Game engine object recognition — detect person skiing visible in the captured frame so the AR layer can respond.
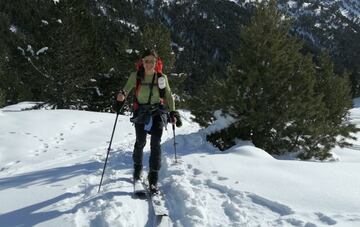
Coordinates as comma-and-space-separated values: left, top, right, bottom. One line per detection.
116, 49, 181, 194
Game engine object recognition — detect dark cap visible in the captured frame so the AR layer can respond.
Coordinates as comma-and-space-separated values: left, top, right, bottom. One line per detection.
141, 48, 158, 58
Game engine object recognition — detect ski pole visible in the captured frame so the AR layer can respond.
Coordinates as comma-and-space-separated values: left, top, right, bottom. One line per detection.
172, 124, 178, 163
98, 104, 123, 193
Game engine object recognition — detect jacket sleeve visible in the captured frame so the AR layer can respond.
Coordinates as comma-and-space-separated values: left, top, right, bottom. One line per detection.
164, 74, 176, 112
122, 72, 136, 96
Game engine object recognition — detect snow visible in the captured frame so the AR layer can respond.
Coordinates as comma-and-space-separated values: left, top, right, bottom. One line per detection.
287, 1, 297, 9
116, 19, 139, 32
302, 3, 311, 8
99, 6, 107, 16
340, 7, 351, 18
1, 102, 360, 226
203, 110, 236, 134
9, 25, 17, 33
341, 0, 360, 19
27, 45, 35, 56
17, 47, 25, 56
36, 47, 49, 56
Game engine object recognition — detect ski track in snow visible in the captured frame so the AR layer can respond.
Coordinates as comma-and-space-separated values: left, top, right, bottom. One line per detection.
61, 142, 154, 227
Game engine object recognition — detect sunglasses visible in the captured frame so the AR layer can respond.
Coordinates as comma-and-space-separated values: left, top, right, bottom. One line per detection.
143, 59, 156, 64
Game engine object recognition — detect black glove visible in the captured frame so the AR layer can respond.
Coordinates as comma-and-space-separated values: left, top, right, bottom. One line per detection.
112, 100, 124, 113
170, 110, 182, 128
112, 90, 126, 113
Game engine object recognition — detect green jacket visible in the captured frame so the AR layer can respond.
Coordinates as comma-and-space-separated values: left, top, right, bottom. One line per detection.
122, 72, 176, 112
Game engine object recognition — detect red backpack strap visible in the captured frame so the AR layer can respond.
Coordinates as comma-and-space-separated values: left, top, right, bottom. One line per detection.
155, 57, 163, 73
155, 58, 165, 105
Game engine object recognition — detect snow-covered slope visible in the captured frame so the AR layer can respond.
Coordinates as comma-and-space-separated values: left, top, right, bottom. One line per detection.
1, 102, 360, 226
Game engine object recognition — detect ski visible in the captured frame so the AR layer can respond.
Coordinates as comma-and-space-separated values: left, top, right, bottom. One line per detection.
142, 181, 169, 217
133, 179, 147, 198
132, 177, 172, 226
142, 181, 172, 227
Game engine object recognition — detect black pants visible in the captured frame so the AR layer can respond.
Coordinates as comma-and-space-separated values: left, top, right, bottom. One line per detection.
133, 114, 164, 171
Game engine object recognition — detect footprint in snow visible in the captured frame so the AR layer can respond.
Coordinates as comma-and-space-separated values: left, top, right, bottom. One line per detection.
29, 150, 40, 156
190, 178, 202, 185
6, 160, 21, 166
193, 168, 202, 175
304, 222, 317, 227
9, 132, 16, 134
222, 200, 246, 223
247, 194, 294, 216
217, 176, 228, 181
283, 217, 305, 226
315, 212, 337, 225
70, 123, 77, 130
211, 170, 218, 174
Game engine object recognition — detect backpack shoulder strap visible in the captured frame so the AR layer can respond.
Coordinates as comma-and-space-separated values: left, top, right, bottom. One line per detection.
146, 73, 157, 105
133, 72, 142, 110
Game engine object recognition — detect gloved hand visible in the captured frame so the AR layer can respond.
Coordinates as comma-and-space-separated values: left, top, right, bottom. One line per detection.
112, 90, 126, 113
117, 90, 126, 102
112, 100, 124, 113
169, 110, 182, 128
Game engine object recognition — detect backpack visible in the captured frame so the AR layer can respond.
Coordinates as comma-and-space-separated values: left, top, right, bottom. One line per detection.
133, 58, 166, 110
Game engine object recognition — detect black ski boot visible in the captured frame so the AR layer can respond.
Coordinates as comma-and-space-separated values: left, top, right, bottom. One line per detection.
148, 170, 159, 194
133, 164, 142, 182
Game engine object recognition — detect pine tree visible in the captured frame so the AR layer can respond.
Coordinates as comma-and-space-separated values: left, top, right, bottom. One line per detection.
195, 0, 357, 159
298, 52, 358, 159
0, 0, 47, 104
140, 23, 175, 74
221, 0, 323, 155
